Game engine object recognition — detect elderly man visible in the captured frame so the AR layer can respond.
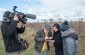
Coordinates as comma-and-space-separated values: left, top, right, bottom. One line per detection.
34, 24, 52, 55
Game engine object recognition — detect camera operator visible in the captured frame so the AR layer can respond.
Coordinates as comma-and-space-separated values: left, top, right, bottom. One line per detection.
1, 11, 27, 55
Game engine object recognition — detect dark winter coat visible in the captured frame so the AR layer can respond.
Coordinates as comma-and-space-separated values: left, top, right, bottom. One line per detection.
53, 23, 63, 49
34, 28, 52, 52
1, 20, 25, 53
53, 32, 63, 49
62, 29, 78, 55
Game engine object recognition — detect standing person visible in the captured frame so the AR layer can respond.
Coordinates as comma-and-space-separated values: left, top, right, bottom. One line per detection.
60, 21, 78, 55
34, 24, 52, 55
52, 23, 63, 55
1, 11, 27, 55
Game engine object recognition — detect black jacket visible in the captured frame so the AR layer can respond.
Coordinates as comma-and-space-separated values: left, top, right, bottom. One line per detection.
1, 20, 25, 53
53, 32, 63, 47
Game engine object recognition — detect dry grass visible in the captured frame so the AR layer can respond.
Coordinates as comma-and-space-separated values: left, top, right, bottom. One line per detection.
0, 21, 85, 55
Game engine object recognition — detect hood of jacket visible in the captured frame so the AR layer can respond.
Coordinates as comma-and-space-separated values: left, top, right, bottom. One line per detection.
62, 29, 78, 40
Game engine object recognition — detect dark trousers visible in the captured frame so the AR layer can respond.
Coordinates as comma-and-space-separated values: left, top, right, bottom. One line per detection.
55, 47, 63, 55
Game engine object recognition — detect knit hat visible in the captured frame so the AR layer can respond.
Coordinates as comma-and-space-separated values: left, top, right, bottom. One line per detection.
60, 21, 69, 32
44, 24, 52, 31
3, 11, 11, 18
3, 11, 12, 22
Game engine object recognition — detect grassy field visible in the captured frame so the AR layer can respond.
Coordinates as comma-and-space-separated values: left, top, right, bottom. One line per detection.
0, 21, 85, 55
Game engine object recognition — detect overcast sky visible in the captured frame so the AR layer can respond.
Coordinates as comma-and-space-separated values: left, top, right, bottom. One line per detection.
0, 0, 85, 21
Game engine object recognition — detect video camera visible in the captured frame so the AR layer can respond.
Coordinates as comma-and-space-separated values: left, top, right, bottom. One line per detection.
3, 6, 36, 24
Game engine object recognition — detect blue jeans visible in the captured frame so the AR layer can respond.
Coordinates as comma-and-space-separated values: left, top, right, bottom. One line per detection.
35, 49, 49, 55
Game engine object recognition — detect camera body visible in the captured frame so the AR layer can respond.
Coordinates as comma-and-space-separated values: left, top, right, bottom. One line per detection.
3, 6, 36, 24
